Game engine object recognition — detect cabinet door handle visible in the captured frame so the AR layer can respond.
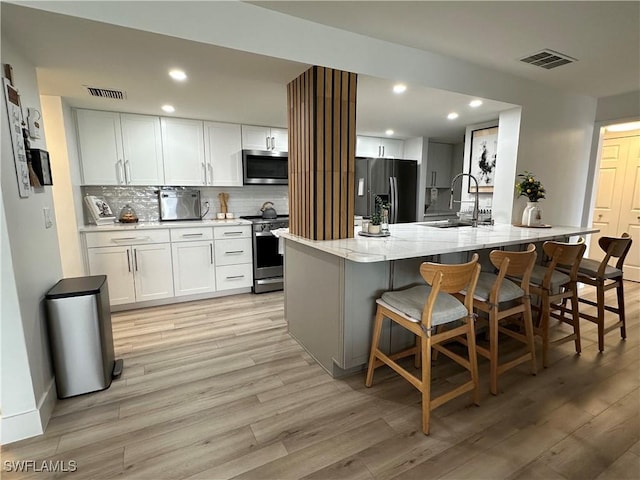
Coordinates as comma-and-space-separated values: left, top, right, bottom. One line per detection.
202, 162, 207, 185
126, 249, 131, 273
266, 136, 270, 150
271, 136, 275, 150
124, 160, 131, 184
223, 231, 243, 236
112, 236, 151, 243
210, 243, 214, 264
225, 250, 244, 255
382, 145, 385, 157
133, 249, 139, 271
208, 163, 213, 185
116, 160, 125, 184
182, 233, 204, 237
226, 275, 245, 280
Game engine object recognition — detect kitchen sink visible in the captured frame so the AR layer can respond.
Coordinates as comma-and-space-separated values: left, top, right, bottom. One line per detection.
419, 220, 474, 228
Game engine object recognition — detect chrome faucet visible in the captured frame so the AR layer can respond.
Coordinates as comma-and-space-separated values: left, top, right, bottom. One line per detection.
449, 173, 479, 227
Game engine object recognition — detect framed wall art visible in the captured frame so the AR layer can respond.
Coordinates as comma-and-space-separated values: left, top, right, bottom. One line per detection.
3, 78, 30, 197
468, 125, 498, 193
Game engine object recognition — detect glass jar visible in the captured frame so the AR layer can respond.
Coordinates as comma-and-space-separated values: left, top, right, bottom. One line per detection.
119, 204, 139, 223
381, 207, 390, 233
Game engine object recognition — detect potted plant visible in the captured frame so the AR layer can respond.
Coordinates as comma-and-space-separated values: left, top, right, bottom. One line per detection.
515, 171, 546, 226
373, 195, 390, 232
369, 211, 381, 234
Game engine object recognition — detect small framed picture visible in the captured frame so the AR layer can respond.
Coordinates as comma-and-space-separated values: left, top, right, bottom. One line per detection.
84, 195, 116, 225
468, 126, 498, 193
29, 149, 53, 186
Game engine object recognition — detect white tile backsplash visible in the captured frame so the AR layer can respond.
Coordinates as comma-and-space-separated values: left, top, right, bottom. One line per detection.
81, 185, 289, 224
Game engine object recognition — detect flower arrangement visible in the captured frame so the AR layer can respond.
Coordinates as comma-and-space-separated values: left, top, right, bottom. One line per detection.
371, 195, 389, 225
515, 172, 546, 202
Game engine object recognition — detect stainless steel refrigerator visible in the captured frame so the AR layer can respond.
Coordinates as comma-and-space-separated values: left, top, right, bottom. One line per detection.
355, 157, 418, 223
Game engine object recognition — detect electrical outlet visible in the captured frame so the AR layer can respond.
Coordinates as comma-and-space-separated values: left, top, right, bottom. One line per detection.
43, 207, 53, 229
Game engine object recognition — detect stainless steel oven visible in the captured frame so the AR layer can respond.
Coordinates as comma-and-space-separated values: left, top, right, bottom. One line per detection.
241, 215, 289, 293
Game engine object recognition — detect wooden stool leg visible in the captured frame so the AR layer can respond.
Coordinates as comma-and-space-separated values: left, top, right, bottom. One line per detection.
596, 281, 606, 352
541, 292, 550, 368
617, 280, 627, 340
489, 306, 499, 395
414, 333, 421, 368
571, 287, 581, 355
467, 315, 480, 406
421, 335, 432, 435
523, 297, 537, 375
365, 308, 384, 387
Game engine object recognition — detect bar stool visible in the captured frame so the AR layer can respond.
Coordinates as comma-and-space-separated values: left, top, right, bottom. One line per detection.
365, 254, 481, 435
529, 238, 586, 367
576, 233, 632, 352
469, 244, 538, 395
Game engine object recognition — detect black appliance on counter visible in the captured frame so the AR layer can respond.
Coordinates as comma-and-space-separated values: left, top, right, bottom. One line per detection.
240, 215, 289, 293
242, 150, 288, 185
355, 157, 417, 223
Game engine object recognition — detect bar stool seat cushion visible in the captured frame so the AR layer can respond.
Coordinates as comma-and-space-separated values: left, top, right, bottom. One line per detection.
463, 272, 525, 303
577, 258, 623, 279
529, 265, 570, 293
380, 285, 468, 326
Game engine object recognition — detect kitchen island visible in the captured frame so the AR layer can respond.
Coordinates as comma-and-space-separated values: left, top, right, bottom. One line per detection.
282, 223, 597, 377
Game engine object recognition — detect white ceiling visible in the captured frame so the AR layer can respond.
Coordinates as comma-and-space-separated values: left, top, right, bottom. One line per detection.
254, 1, 640, 99
3, 2, 636, 144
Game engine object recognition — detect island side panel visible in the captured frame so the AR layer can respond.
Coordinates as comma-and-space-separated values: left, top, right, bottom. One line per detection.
285, 240, 345, 374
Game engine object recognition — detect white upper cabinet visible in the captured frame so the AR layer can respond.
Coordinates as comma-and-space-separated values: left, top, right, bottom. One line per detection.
356, 135, 404, 159
204, 122, 243, 186
76, 110, 164, 186
242, 125, 288, 152
76, 110, 124, 185
161, 118, 206, 186
120, 114, 164, 185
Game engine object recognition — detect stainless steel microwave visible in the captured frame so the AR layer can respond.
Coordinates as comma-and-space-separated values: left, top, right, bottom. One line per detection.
242, 150, 288, 185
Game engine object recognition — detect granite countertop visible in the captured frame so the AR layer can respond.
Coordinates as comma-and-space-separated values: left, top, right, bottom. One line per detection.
79, 219, 252, 232
281, 222, 597, 263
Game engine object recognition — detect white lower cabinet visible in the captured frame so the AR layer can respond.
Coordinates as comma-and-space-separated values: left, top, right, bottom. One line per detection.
87, 246, 136, 305
172, 240, 216, 296
87, 242, 174, 306
85, 225, 252, 307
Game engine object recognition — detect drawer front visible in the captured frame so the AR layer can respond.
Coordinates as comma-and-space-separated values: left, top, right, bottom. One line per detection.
215, 238, 252, 266
215, 264, 253, 290
170, 227, 214, 243
213, 225, 251, 240
85, 229, 170, 248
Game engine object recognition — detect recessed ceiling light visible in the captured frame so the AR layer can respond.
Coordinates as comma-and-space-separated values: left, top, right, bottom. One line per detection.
447, 112, 459, 120
169, 69, 187, 81
469, 99, 483, 108
606, 121, 640, 132
393, 84, 407, 94
162, 104, 175, 113
385, 129, 394, 136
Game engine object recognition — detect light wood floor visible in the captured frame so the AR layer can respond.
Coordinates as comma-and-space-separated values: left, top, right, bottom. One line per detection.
3, 282, 639, 480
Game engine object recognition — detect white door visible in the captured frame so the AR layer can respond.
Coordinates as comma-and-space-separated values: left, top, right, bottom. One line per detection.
132, 243, 174, 301
356, 136, 382, 158
120, 114, 164, 185
241, 125, 271, 151
161, 118, 205, 186
75, 110, 123, 185
380, 138, 404, 159
204, 122, 243, 186
171, 241, 216, 296
87, 246, 135, 305
617, 134, 640, 281
270, 128, 289, 152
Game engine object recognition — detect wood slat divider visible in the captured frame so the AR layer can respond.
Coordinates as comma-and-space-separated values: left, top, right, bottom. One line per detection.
287, 66, 357, 240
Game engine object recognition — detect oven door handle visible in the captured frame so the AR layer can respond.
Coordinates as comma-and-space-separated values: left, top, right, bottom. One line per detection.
255, 232, 277, 237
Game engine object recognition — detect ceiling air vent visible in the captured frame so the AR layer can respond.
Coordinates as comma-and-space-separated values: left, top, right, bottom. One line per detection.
85, 86, 126, 100
519, 49, 577, 70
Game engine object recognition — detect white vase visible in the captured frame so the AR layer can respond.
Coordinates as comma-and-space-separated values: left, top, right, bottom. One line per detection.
522, 201, 543, 226
369, 224, 381, 234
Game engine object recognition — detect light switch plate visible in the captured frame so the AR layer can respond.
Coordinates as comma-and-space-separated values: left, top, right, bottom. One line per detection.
43, 207, 53, 229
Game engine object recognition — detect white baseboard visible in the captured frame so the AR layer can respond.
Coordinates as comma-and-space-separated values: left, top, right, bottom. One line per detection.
1, 378, 56, 445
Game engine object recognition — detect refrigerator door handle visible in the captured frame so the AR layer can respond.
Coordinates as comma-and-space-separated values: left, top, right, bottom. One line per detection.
389, 176, 397, 224
393, 176, 399, 223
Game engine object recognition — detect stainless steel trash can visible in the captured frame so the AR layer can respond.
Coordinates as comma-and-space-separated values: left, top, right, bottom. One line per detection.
46, 275, 122, 398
